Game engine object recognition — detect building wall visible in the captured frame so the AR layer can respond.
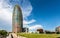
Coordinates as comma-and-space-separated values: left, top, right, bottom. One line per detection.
12, 5, 23, 33
37, 29, 43, 33
55, 26, 60, 34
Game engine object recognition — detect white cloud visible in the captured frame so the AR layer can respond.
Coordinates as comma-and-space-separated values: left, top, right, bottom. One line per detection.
22, 4, 32, 18
23, 19, 36, 25
23, 19, 36, 28
0, 9, 12, 21
0, 0, 12, 22
0, 0, 33, 31
0, 0, 33, 22
29, 25, 43, 30
18, 0, 33, 18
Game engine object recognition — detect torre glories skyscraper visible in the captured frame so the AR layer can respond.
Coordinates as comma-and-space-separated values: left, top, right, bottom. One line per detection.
12, 5, 23, 33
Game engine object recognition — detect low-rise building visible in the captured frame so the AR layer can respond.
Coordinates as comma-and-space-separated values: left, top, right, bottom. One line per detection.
55, 26, 60, 34
37, 29, 44, 33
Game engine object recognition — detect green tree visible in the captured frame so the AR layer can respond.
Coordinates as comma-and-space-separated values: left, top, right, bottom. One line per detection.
0, 30, 8, 37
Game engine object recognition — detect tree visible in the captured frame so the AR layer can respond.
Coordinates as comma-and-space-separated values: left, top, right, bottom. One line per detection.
0, 30, 8, 37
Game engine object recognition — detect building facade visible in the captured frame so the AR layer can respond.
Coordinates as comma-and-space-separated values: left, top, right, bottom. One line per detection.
12, 5, 23, 33
22, 28, 29, 32
37, 29, 43, 33
55, 26, 60, 34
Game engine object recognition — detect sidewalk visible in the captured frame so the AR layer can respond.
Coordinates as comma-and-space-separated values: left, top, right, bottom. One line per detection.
12, 33, 26, 38
11, 33, 17, 38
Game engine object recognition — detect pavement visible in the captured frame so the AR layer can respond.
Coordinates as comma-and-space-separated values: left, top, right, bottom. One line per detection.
6, 33, 26, 38
6, 33, 12, 38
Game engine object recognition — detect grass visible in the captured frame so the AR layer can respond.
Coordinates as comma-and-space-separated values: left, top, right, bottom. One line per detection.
17, 33, 60, 38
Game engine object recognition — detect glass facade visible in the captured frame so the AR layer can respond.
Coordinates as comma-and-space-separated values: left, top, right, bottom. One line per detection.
12, 5, 23, 33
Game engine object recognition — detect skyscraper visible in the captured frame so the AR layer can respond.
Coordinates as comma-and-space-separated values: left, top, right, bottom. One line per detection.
12, 5, 23, 33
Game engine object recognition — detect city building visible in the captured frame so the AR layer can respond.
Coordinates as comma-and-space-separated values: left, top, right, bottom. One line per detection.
37, 29, 43, 33
22, 28, 29, 33
12, 5, 23, 33
55, 26, 60, 34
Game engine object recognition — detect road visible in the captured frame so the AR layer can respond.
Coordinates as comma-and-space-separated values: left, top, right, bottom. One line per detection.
6, 33, 26, 38
6, 33, 12, 38
6, 33, 17, 38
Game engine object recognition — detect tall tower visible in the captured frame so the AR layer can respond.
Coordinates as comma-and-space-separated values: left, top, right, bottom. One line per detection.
12, 5, 23, 33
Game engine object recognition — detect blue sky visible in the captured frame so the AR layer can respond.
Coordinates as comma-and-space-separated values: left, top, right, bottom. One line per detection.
29, 0, 60, 31
0, 0, 60, 32
24, 0, 60, 31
